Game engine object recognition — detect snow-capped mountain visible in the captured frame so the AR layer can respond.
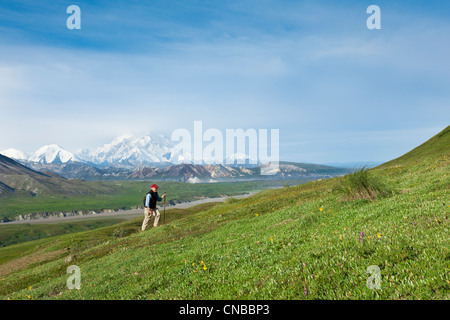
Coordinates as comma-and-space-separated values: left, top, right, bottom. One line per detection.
168, 141, 193, 164
29, 144, 79, 164
76, 134, 175, 168
0, 148, 29, 161
1, 145, 77, 164
2, 134, 177, 168
2, 133, 264, 168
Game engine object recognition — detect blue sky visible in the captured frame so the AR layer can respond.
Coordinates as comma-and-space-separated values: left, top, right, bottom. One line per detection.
0, 0, 449, 164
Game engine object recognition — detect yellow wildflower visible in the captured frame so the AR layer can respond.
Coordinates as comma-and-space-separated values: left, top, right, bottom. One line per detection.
377, 233, 382, 238
203, 265, 207, 271
319, 208, 323, 212
339, 235, 343, 239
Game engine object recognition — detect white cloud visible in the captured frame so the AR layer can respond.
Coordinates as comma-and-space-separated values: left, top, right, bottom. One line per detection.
0, 4, 449, 163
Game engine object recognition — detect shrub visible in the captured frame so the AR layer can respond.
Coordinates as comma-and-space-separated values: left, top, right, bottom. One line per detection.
333, 167, 391, 201
112, 228, 129, 239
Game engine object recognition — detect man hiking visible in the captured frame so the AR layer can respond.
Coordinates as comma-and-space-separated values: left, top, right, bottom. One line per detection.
142, 184, 166, 231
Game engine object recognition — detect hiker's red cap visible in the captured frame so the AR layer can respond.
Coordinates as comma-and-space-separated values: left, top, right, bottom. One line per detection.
151, 184, 158, 189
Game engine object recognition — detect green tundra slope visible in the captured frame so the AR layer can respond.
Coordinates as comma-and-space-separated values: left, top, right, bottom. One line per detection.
0, 126, 448, 300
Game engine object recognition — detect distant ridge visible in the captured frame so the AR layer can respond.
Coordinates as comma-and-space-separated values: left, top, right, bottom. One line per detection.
0, 153, 50, 177
22, 160, 352, 182
0, 154, 110, 197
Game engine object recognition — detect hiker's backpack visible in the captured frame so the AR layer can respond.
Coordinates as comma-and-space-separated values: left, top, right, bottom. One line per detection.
143, 192, 150, 207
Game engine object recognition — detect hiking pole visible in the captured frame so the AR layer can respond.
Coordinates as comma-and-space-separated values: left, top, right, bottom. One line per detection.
163, 194, 166, 224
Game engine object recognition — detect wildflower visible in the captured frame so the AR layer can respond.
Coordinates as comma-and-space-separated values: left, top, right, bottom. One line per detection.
359, 231, 364, 244
201, 260, 204, 265
255, 214, 259, 217
203, 265, 207, 271
339, 235, 343, 240
27, 295, 31, 299
29, 286, 32, 290
192, 263, 195, 266
377, 233, 382, 238
304, 286, 308, 297
319, 208, 323, 212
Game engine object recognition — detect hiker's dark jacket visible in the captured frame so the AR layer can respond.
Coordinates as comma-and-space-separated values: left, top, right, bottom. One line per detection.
145, 191, 162, 209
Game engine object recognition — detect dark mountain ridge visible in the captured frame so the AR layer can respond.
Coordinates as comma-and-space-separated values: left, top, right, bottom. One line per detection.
0, 154, 111, 197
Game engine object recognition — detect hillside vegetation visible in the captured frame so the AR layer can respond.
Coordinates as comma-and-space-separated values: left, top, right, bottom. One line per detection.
0, 126, 448, 300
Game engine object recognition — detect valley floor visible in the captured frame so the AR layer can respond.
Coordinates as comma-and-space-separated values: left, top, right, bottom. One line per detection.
2, 191, 259, 225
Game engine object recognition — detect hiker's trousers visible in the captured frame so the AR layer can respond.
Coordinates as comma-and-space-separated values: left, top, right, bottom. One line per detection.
141, 207, 161, 231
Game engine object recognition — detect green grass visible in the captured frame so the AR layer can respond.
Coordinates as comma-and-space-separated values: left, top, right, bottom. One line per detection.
0, 126, 448, 300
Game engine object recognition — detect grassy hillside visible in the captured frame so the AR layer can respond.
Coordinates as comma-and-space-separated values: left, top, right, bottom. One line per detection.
0, 126, 448, 300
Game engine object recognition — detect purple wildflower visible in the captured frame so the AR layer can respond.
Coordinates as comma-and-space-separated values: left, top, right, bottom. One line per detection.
360, 231, 364, 244
304, 286, 308, 297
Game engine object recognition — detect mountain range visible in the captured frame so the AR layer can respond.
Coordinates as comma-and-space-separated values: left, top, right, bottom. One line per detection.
1, 134, 352, 182
1, 133, 277, 168
1, 134, 175, 167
